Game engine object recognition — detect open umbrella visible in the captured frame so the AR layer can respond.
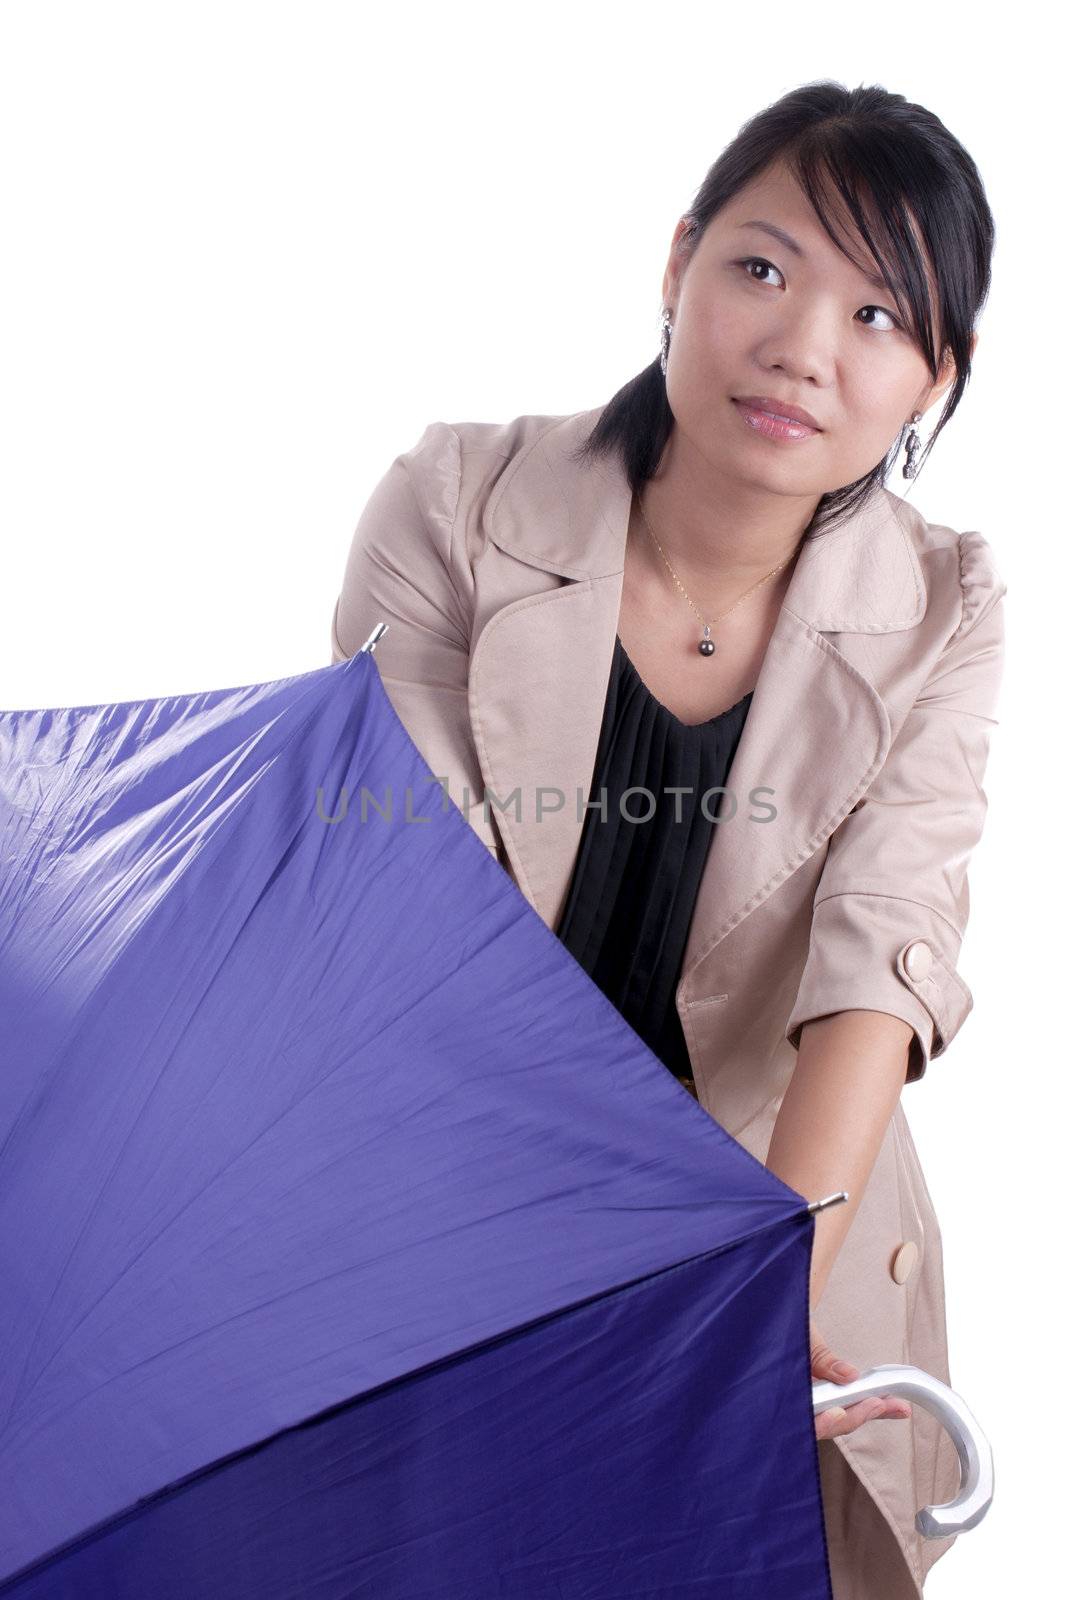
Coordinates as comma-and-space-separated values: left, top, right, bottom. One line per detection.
1, 634, 858, 1596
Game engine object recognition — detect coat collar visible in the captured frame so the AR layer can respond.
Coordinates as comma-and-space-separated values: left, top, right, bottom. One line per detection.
468, 404, 928, 986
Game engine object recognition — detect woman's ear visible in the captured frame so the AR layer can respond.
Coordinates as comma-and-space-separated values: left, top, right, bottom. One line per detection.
934, 329, 978, 397
926, 338, 965, 410
660, 216, 697, 313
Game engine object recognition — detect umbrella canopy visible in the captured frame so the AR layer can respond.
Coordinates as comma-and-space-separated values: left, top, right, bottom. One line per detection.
0, 645, 833, 1598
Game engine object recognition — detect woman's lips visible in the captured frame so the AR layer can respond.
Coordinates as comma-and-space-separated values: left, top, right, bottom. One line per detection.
732, 399, 820, 441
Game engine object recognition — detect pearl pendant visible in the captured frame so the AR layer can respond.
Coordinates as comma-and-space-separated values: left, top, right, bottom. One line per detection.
699, 627, 715, 657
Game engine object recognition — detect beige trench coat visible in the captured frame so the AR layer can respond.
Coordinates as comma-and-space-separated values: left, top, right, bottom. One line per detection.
330, 404, 1007, 1597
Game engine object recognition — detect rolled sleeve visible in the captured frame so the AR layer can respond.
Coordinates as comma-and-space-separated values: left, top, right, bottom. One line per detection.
784, 533, 1007, 1084
785, 892, 975, 1081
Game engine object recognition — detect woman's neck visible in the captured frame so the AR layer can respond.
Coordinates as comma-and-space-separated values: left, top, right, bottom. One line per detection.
638, 437, 820, 588
632, 484, 812, 605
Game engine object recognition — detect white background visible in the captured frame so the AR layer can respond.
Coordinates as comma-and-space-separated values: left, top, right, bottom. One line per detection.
1, 3, 1077, 1590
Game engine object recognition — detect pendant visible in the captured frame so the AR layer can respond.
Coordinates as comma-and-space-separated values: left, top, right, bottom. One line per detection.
699, 624, 715, 658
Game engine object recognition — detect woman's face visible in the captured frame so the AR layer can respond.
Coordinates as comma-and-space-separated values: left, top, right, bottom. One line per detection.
661, 160, 961, 499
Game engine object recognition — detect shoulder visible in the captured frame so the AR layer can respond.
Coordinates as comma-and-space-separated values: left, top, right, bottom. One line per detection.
396, 409, 596, 581
882, 487, 1008, 640
355, 410, 572, 570
401, 409, 585, 499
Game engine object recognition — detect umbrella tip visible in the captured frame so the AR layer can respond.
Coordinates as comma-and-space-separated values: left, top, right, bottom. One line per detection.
806, 1190, 849, 1215
362, 622, 390, 653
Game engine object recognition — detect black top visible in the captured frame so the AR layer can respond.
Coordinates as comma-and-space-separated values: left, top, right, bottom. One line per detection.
555, 633, 753, 1085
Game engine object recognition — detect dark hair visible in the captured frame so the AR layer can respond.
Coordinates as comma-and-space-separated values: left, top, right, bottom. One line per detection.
572, 80, 995, 538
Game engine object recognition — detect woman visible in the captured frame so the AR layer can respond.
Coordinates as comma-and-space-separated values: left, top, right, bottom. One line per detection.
331, 81, 1005, 1599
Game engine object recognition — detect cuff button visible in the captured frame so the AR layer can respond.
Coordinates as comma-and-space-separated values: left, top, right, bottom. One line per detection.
903, 940, 933, 982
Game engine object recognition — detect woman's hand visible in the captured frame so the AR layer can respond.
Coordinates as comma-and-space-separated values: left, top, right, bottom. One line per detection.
810, 1316, 912, 1441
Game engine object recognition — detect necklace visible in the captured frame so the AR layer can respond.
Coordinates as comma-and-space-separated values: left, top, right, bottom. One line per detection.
634, 488, 794, 658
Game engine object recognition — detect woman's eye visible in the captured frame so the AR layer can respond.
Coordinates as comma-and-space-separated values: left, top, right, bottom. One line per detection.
738, 257, 902, 333
738, 256, 784, 287
857, 305, 900, 332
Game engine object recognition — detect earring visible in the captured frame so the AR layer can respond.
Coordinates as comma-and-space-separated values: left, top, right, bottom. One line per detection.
659, 309, 673, 375
902, 411, 923, 479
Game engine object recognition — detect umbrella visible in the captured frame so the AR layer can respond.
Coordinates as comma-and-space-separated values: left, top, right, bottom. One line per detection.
0, 633, 843, 1597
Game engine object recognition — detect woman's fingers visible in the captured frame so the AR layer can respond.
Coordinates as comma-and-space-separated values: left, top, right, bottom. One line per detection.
814, 1389, 911, 1440
809, 1317, 911, 1440
809, 1324, 860, 1384
815, 1399, 876, 1440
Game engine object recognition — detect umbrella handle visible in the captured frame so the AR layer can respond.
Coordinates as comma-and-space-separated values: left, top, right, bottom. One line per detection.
810, 1363, 994, 1537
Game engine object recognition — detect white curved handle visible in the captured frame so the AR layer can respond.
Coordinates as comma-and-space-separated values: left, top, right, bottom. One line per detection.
811, 1363, 994, 1537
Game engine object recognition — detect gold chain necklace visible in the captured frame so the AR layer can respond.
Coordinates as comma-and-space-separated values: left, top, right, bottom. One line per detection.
634, 488, 794, 658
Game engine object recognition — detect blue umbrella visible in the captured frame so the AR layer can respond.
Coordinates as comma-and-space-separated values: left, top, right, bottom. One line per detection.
0, 638, 835, 1597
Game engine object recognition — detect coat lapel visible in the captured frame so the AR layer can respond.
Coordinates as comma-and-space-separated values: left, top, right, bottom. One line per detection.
467, 406, 929, 989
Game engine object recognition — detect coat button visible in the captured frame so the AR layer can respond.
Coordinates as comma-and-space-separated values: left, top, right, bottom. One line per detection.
903, 940, 933, 982
891, 1241, 919, 1284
